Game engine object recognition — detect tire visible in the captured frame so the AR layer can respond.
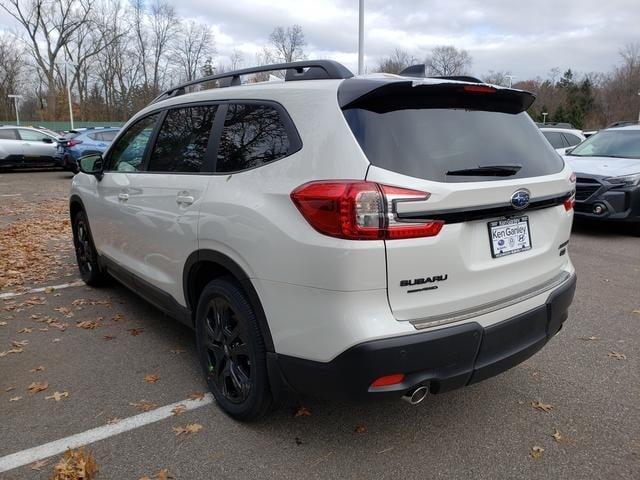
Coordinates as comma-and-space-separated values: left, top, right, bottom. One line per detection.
72, 210, 107, 286
195, 277, 272, 420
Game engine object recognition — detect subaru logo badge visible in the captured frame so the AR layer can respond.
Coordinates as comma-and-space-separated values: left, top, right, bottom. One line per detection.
511, 189, 530, 210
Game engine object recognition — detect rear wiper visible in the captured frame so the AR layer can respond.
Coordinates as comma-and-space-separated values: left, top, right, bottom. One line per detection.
446, 164, 522, 176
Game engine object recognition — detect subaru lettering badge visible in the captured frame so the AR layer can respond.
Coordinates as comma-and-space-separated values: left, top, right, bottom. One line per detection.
511, 189, 530, 210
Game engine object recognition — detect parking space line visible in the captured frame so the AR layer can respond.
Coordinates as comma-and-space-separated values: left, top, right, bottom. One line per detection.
0, 280, 85, 300
0, 393, 214, 473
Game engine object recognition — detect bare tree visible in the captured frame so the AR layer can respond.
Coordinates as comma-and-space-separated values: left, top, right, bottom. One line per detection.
268, 25, 306, 63
482, 70, 512, 86
0, 34, 23, 119
425, 45, 472, 76
0, 0, 94, 119
375, 49, 417, 74
149, 0, 178, 91
173, 21, 215, 82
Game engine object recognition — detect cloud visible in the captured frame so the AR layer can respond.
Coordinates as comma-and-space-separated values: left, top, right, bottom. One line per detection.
2, 0, 638, 78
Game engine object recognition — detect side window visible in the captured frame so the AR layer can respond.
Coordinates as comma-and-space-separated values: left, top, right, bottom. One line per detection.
148, 105, 217, 172
542, 131, 568, 149
563, 133, 582, 147
88, 133, 99, 141
216, 103, 293, 173
101, 131, 118, 142
0, 129, 17, 140
18, 129, 46, 141
106, 114, 158, 172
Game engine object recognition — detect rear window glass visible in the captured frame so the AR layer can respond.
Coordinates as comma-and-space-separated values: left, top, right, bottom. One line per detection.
344, 108, 564, 182
216, 104, 292, 173
542, 131, 568, 149
148, 105, 217, 172
0, 129, 17, 139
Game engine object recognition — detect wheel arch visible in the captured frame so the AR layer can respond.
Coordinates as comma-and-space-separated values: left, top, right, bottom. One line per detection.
183, 250, 275, 352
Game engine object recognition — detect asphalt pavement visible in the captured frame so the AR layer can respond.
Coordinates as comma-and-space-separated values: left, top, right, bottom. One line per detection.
1, 170, 638, 479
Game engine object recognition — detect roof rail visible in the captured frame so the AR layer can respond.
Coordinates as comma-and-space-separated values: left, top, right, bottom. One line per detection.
398, 64, 483, 84
152, 60, 354, 104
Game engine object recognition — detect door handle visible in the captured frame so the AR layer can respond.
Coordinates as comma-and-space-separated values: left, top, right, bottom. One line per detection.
118, 193, 129, 202
176, 194, 194, 206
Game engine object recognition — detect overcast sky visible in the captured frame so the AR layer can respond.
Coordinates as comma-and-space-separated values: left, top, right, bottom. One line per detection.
178, 0, 638, 79
2, 0, 638, 80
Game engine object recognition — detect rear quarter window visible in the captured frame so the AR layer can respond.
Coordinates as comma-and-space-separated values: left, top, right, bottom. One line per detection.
215, 103, 300, 173
344, 108, 564, 182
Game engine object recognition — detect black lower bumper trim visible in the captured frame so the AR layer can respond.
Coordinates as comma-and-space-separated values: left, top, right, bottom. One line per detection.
273, 274, 576, 401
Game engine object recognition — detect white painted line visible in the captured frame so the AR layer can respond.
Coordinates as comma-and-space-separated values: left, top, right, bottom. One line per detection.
0, 393, 213, 473
0, 193, 21, 197
0, 280, 84, 300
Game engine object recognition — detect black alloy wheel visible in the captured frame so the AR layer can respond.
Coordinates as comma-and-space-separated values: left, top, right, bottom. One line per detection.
195, 278, 271, 419
72, 211, 106, 286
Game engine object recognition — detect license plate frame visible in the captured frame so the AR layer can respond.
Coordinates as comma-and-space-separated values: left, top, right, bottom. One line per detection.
487, 216, 532, 258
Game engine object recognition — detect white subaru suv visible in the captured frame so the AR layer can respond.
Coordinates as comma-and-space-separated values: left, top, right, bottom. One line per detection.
70, 60, 577, 419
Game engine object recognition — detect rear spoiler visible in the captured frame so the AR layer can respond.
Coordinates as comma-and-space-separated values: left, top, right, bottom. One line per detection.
338, 79, 536, 115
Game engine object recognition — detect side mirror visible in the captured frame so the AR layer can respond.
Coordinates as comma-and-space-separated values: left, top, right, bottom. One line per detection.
78, 154, 104, 180
42, 137, 53, 144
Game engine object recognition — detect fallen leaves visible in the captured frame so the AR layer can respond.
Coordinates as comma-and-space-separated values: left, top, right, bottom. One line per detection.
18, 327, 33, 333
128, 328, 144, 336
139, 469, 175, 480
76, 320, 99, 330
0, 321, 7, 326
354, 424, 367, 434
580, 335, 599, 341
187, 392, 205, 401
0, 199, 72, 289
45, 391, 69, 402
51, 448, 98, 480
31, 458, 50, 471
293, 406, 311, 417
608, 351, 627, 360
530, 446, 544, 459
28, 381, 49, 394
30, 365, 45, 372
144, 374, 160, 384
531, 401, 553, 413
552, 429, 563, 442
172, 422, 203, 436
103, 335, 116, 341
129, 400, 158, 412
0, 347, 23, 357
170, 348, 185, 354
171, 404, 187, 416
9, 396, 22, 402
106, 417, 121, 425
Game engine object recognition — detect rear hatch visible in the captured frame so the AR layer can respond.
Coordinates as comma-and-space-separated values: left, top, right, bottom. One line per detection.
340, 78, 575, 326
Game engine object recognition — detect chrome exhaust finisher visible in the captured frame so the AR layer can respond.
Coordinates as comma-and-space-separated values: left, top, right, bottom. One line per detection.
401, 385, 429, 405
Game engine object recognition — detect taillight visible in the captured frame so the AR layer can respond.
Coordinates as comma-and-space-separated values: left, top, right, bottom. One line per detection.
66, 139, 82, 148
463, 85, 497, 94
564, 192, 575, 211
290, 181, 444, 240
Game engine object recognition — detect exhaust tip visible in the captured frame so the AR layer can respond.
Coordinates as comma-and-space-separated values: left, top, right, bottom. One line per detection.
401, 385, 429, 405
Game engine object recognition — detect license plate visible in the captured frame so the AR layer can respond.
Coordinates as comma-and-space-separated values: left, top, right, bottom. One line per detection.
488, 216, 532, 258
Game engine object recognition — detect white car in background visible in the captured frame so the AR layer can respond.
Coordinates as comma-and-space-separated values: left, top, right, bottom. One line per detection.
540, 126, 586, 154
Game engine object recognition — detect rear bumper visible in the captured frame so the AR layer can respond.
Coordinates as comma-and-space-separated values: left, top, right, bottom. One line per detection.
272, 273, 576, 401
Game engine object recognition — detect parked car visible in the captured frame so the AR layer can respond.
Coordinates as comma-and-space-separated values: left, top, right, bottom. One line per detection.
70, 60, 577, 419
564, 124, 640, 229
59, 127, 120, 173
540, 126, 586, 154
0, 125, 62, 169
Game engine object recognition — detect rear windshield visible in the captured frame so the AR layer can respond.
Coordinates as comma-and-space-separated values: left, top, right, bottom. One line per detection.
343, 108, 564, 182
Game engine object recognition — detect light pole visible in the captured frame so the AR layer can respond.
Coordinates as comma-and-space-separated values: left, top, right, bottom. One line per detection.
542, 112, 548, 124
60, 60, 75, 130
637, 92, 640, 124
505, 75, 515, 88
358, 0, 364, 75
7, 94, 22, 126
